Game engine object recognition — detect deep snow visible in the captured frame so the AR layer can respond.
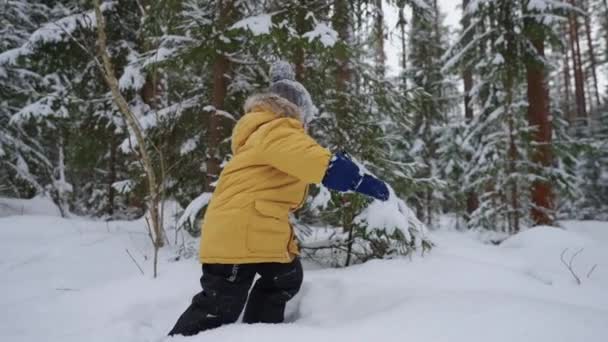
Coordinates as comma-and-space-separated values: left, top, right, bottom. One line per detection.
1, 203, 607, 342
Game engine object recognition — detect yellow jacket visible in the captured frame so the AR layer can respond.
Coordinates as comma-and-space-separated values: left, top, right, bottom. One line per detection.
199, 93, 331, 264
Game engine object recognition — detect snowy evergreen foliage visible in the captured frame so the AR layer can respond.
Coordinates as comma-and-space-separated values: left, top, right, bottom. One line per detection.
405, 2, 454, 227
442, 0, 582, 232
0, 1, 53, 197
569, 106, 608, 220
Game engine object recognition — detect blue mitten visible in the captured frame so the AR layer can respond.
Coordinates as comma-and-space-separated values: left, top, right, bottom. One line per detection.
322, 153, 362, 192
355, 174, 390, 201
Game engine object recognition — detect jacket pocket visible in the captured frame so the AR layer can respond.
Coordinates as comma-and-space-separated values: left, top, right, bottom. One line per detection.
246, 200, 290, 254
254, 200, 289, 221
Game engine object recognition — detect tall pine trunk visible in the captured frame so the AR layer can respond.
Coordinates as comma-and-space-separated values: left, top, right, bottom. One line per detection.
293, 1, 308, 81
462, 0, 478, 218
582, 0, 601, 109
333, 0, 351, 95
561, 23, 574, 124
603, 0, 608, 62
374, 0, 386, 77
568, 1, 587, 120
398, 4, 407, 89
332, 0, 354, 266
525, 20, 554, 226
206, 0, 231, 192
107, 133, 116, 216
502, 1, 519, 233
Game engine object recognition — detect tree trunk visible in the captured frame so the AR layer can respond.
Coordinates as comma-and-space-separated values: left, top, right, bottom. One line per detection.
568, 2, 587, 120
54, 136, 70, 218
333, 0, 351, 94
462, 0, 478, 218
507, 112, 519, 233
501, 0, 520, 233
525, 28, 554, 226
94, 0, 164, 278
582, 0, 601, 109
108, 133, 116, 216
343, 199, 354, 267
332, 0, 355, 264
432, 0, 441, 52
206, 55, 228, 191
603, 0, 608, 62
206, 0, 231, 192
426, 189, 433, 226
374, 0, 386, 77
294, 2, 307, 81
398, 4, 407, 89
562, 23, 574, 124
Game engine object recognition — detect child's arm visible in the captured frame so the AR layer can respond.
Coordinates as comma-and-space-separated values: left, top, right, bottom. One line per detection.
260, 125, 389, 201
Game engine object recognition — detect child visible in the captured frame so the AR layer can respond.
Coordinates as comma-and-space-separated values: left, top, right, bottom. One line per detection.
168, 62, 389, 336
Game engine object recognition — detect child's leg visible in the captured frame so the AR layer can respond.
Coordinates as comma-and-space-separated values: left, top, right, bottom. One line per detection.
168, 263, 256, 336
242, 257, 303, 324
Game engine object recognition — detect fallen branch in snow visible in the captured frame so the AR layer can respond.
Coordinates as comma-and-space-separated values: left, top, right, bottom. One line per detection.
587, 264, 598, 279
126, 248, 145, 276
560, 248, 583, 285
560, 249, 599, 283
559, 248, 596, 285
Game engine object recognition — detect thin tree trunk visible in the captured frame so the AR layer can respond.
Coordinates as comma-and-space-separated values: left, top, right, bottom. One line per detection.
333, 0, 355, 265
603, 0, 608, 62
502, 0, 520, 233
94, 0, 164, 277
294, 1, 307, 81
207, 56, 228, 191
398, 4, 407, 89
108, 133, 116, 216
562, 23, 574, 124
426, 189, 432, 226
462, 0, 478, 218
374, 0, 386, 77
582, 0, 601, 108
54, 136, 70, 218
507, 111, 519, 233
343, 200, 353, 267
568, 2, 587, 119
432, 0, 441, 52
333, 0, 351, 94
206, 0, 231, 192
525, 23, 554, 226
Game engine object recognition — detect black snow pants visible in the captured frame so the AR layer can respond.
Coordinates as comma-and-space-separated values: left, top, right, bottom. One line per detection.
168, 257, 303, 336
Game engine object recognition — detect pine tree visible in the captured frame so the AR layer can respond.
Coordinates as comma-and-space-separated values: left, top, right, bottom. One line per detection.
443, 0, 576, 231
568, 0, 588, 121
0, 1, 53, 197
407, 1, 452, 226
524, 1, 554, 226
581, 0, 601, 109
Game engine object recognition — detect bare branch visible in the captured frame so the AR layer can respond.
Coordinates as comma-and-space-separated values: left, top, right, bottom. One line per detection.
560, 248, 582, 285
587, 264, 598, 279
126, 248, 145, 276
94, 0, 164, 277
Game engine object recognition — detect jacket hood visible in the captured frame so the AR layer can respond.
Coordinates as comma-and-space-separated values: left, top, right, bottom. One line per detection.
243, 93, 302, 120
231, 93, 303, 154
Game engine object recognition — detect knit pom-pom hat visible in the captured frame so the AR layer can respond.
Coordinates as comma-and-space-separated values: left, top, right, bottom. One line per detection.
268, 61, 317, 124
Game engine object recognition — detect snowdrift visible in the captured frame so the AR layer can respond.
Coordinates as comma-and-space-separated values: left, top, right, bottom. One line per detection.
0, 195, 61, 217
0, 215, 606, 342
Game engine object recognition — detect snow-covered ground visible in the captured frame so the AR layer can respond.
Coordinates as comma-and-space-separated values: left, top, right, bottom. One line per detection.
1, 200, 607, 342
